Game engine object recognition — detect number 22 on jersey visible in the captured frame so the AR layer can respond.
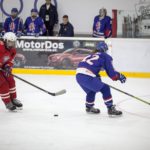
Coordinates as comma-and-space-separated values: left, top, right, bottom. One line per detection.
82, 54, 99, 65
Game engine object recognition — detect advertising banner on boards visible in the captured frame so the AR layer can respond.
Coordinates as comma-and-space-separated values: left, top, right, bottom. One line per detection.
14, 37, 109, 70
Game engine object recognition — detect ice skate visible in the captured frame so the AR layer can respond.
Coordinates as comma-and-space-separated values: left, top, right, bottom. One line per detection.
86, 106, 100, 114
5, 101, 16, 111
108, 105, 122, 116
12, 99, 23, 109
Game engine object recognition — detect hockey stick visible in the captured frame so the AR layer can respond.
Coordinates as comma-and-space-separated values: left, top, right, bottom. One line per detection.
0, 67, 66, 96
107, 84, 150, 105
13, 74, 66, 96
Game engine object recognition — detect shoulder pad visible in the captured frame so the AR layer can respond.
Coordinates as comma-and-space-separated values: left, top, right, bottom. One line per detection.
101, 52, 113, 60
105, 16, 111, 20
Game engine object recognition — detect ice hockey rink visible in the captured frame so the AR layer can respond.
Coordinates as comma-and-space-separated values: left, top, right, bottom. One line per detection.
0, 74, 149, 150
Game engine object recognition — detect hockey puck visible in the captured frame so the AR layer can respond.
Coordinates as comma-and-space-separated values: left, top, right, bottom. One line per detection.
54, 114, 59, 117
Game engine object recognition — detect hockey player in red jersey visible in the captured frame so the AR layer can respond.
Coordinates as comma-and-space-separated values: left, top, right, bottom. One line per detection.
0, 32, 23, 111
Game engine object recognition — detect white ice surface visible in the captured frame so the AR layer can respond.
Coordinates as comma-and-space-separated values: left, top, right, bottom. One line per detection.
0, 75, 150, 150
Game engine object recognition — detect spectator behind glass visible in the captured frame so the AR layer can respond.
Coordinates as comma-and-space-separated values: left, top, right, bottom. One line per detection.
39, 0, 58, 36
2, 8, 23, 37
93, 8, 112, 38
58, 15, 74, 37
24, 9, 46, 37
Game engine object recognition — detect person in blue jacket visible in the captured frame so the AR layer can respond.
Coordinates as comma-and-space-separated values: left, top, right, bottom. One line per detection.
93, 8, 112, 38
58, 15, 74, 37
24, 9, 46, 36
76, 41, 126, 116
2, 8, 23, 37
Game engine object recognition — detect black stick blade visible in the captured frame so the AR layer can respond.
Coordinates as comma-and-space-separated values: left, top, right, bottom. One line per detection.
54, 89, 67, 96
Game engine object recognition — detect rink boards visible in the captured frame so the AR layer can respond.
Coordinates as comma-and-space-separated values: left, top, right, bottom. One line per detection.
12, 68, 150, 78
13, 37, 150, 78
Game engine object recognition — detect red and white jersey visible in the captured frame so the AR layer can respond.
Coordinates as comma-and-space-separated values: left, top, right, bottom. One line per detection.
0, 41, 16, 68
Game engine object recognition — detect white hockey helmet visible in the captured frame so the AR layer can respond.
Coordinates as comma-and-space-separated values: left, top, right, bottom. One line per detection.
3, 32, 17, 42
3, 32, 17, 49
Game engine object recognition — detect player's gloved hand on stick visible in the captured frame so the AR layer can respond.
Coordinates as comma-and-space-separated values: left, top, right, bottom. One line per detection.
16, 31, 22, 37
118, 73, 126, 83
3, 65, 12, 77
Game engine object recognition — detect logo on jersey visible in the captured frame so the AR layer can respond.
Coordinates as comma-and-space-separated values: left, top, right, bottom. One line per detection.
9, 22, 15, 32
96, 21, 101, 31
29, 22, 35, 32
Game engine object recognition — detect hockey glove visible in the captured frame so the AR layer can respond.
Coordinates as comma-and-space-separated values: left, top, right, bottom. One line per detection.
16, 31, 22, 37
3, 65, 12, 77
40, 31, 43, 36
118, 73, 126, 83
35, 33, 40, 37
0, 31, 5, 37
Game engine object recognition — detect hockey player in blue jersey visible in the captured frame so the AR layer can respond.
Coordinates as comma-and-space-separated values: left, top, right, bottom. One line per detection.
76, 41, 126, 116
93, 8, 112, 38
3, 8, 23, 37
24, 9, 46, 36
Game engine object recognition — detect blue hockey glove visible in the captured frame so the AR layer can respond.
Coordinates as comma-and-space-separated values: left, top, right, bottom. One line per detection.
3, 65, 12, 77
16, 31, 22, 37
35, 33, 40, 37
0, 31, 5, 37
118, 73, 126, 83
39, 31, 43, 36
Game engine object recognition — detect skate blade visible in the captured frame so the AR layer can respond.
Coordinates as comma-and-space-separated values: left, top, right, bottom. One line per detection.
86, 111, 100, 114
108, 114, 123, 118
8, 109, 17, 112
16, 107, 23, 110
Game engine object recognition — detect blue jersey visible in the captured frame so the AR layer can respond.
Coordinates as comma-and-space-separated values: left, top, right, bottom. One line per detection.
24, 16, 46, 35
77, 52, 118, 80
3, 17, 23, 33
93, 15, 112, 38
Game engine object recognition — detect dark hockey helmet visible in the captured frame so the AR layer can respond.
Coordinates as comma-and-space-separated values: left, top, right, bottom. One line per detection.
31, 8, 38, 18
31, 8, 38, 13
11, 8, 19, 13
96, 41, 108, 52
11, 8, 19, 18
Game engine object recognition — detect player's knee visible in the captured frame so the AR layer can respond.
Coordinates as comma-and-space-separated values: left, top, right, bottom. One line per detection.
100, 84, 110, 94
